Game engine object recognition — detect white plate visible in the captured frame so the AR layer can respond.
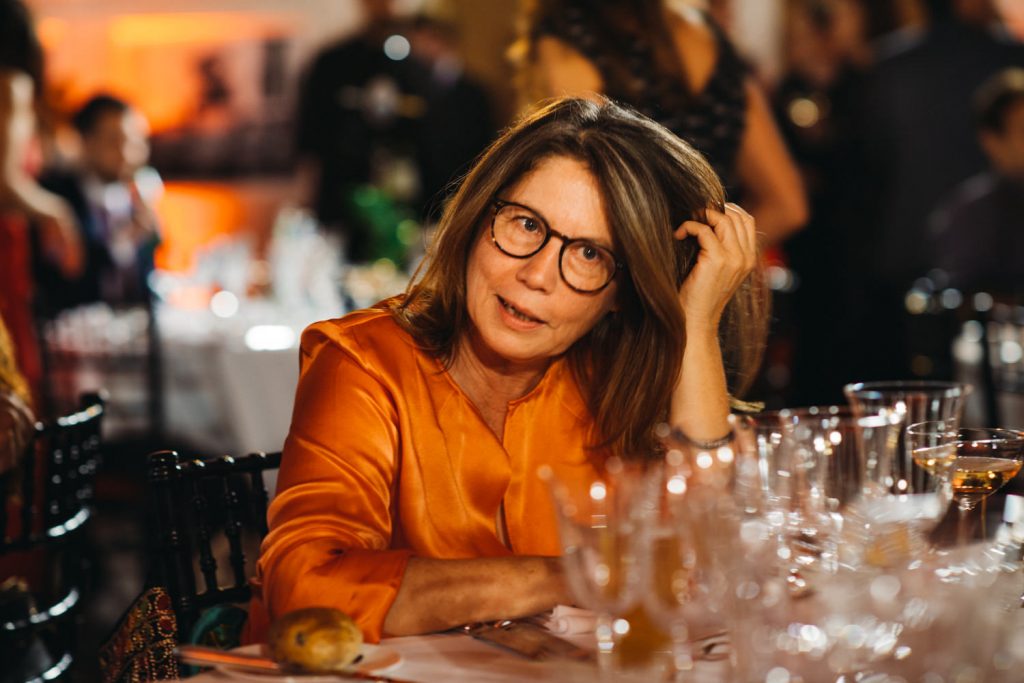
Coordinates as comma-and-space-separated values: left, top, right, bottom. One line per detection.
215, 643, 403, 682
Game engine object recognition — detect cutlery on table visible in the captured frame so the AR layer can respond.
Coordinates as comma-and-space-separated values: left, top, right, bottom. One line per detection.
174, 644, 414, 683
460, 620, 593, 662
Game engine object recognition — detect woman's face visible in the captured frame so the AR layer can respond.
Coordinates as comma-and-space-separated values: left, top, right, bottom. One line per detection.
463, 156, 620, 371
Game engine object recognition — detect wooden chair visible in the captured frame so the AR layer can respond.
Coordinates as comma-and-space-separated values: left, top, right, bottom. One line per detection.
144, 449, 281, 640
0, 394, 104, 682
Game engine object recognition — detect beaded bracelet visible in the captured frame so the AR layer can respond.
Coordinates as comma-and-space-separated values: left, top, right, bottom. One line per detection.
669, 427, 736, 450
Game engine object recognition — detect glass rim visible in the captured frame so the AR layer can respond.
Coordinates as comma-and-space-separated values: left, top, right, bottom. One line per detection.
756, 405, 902, 427
955, 427, 1024, 443
843, 380, 973, 400
906, 419, 959, 435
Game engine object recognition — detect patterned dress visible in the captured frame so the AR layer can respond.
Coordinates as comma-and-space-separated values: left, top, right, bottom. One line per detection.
532, 6, 748, 194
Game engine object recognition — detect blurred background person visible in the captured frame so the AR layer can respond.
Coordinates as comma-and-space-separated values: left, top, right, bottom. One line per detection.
292, 0, 428, 263
932, 67, 1024, 295
850, 0, 1024, 382
39, 94, 161, 312
514, 0, 808, 247
773, 0, 876, 405
407, 14, 495, 223
0, 0, 83, 403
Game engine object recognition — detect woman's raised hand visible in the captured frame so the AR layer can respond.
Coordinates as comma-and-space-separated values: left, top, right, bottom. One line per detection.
675, 203, 758, 332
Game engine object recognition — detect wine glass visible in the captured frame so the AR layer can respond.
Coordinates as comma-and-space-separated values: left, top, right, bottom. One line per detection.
540, 459, 645, 676
635, 442, 739, 679
950, 428, 1024, 545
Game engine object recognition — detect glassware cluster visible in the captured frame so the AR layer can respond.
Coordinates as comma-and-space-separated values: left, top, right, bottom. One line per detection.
546, 381, 1024, 681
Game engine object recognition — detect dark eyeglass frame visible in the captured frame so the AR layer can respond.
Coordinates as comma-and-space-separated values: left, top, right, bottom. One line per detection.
490, 199, 626, 294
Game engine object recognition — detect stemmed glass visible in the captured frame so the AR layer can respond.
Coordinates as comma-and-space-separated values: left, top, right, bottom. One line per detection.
894, 420, 958, 534
540, 458, 645, 677
635, 439, 739, 679
950, 428, 1024, 545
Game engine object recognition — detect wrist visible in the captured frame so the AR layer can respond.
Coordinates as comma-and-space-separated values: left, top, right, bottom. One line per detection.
683, 318, 719, 342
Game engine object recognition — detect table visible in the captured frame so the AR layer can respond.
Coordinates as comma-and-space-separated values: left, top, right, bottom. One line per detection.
185, 633, 729, 682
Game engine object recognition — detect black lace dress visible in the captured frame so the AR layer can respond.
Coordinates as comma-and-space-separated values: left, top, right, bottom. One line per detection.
533, 9, 748, 195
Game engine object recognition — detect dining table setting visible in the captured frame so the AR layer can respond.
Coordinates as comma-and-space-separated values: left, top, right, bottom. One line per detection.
158, 379, 1024, 682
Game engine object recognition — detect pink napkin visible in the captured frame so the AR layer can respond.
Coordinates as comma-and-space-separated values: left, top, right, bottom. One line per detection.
543, 605, 598, 635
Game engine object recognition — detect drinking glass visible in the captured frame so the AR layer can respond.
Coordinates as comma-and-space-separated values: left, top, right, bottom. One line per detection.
951, 428, 1024, 544
888, 420, 958, 535
844, 381, 971, 491
540, 459, 645, 676
749, 406, 904, 574
635, 440, 740, 679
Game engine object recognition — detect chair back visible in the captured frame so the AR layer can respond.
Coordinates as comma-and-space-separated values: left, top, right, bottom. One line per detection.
0, 394, 104, 681
144, 449, 280, 638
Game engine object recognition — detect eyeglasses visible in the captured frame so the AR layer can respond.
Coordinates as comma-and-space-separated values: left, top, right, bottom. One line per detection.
490, 199, 625, 293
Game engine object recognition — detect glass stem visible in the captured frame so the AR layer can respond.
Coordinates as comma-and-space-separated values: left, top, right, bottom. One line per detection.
595, 611, 617, 680
670, 621, 695, 682
981, 497, 988, 540
958, 502, 971, 546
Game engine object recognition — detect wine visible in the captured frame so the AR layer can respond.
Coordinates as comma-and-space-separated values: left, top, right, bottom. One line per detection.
912, 444, 956, 476
951, 456, 1022, 501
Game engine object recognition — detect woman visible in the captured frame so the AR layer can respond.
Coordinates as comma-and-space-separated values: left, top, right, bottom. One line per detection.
0, 0, 83, 401
250, 98, 767, 643
514, 0, 807, 246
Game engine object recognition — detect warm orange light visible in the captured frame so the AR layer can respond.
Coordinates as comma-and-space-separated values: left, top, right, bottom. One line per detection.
109, 13, 292, 47
36, 17, 68, 52
154, 182, 245, 272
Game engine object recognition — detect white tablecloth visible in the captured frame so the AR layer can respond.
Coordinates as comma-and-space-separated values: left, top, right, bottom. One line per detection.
158, 300, 327, 459
184, 633, 729, 682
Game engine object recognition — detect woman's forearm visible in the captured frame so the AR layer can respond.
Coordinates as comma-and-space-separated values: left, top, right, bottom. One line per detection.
382, 555, 569, 636
669, 323, 730, 442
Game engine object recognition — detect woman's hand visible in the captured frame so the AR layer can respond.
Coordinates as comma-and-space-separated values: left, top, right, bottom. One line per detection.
675, 203, 758, 332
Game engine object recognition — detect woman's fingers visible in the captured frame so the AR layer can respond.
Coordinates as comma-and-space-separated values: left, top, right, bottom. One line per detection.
675, 203, 758, 276
726, 203, 758, 263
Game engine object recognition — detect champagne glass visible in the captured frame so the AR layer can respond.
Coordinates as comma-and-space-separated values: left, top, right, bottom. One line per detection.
540, 459, 645, 676
951, 428, 1024, 545
897, 420, 957, 536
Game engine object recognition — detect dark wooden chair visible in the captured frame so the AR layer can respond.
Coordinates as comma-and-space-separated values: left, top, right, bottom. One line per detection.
144, 449, 281, 640
0, 394, 104, 682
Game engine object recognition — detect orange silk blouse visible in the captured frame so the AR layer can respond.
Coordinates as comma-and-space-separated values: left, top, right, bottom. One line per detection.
248, 303, 608, 643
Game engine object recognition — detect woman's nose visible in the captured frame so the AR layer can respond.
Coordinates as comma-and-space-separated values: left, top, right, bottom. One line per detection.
516, 240, 560, 292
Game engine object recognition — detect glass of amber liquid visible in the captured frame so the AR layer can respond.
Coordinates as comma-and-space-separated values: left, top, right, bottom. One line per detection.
951, 428, 1024, 544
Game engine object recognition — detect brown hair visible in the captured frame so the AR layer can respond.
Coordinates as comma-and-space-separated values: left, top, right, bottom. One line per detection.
392, 98, 768, 457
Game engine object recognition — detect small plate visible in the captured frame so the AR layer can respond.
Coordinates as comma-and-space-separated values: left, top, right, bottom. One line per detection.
216, 643, 402, 682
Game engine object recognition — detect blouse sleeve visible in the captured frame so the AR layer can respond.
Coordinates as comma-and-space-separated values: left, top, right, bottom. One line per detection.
256, 323, 414, 642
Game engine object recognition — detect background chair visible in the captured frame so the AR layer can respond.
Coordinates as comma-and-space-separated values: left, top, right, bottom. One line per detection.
144, 449, 280, 640
0, 394, 104, 682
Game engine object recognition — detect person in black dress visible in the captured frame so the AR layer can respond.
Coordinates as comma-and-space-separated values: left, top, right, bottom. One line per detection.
515, 0, 807, 247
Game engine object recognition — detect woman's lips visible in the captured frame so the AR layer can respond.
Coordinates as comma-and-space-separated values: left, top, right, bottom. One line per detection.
497, 295, 546, 325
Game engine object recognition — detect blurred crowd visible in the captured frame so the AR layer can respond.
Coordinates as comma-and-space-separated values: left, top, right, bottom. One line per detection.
1, 0, 1023, 420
